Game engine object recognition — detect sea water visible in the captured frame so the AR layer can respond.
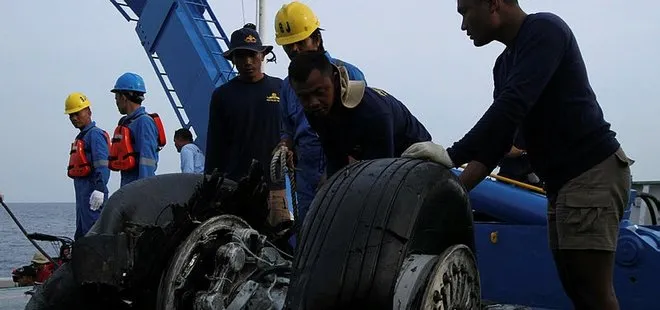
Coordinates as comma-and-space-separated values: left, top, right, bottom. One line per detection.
0, 202, 75, 276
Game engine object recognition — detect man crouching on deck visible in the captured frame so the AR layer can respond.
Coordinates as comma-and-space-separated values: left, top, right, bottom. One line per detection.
287, 50, 432, 181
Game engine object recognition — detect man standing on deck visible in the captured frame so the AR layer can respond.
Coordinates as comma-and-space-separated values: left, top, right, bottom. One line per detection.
288, 51, 432, 177
273, 1, 367, 223
174, 128, 205, 174
204, 24, 290, 230
109, 72, 165, 187
402, 1, 633, 309
64, 92, 110, 239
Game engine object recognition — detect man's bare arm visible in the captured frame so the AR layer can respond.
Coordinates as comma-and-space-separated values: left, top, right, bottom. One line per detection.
459, 161, 492, 191
504, 146, 526, 158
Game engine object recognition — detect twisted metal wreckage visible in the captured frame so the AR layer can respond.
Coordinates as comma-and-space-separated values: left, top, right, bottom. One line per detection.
25, 158, 479, 309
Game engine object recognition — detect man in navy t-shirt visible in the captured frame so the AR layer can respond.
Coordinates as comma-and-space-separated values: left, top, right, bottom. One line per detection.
204, 24, 290, 229
403, 1, 633, 308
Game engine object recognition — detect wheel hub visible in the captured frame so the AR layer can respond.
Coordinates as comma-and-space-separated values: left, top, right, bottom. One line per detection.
158, 215, 292, 310
394, 245, 480, 310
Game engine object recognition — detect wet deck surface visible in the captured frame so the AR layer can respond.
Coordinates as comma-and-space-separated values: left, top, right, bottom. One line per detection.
0, 287, 31, 309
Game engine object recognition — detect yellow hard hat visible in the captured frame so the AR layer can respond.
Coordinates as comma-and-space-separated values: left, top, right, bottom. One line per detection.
64, 92, 91, 115
274, 1, 321, 46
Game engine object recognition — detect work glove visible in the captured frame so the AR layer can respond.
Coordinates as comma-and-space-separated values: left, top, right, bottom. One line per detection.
401, 141, 454, 168
89, 190, 104, 211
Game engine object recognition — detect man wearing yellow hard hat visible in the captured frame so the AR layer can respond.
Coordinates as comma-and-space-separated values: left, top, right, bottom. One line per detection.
64, 92, 111, 240
273, 1, 367, 224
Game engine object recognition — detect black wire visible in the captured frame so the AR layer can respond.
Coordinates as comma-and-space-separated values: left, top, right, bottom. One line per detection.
250, 265, 292, 281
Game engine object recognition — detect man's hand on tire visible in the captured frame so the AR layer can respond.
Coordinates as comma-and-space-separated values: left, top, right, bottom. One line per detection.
401, 141, 454, 168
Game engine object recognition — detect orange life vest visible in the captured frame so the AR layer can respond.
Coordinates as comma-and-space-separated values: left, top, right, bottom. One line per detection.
109, 113, 167, 171
67, 130, 111, 179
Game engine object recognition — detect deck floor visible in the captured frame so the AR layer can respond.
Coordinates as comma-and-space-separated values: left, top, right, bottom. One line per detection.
0, 287, 546, 310
0, 287, 30, 309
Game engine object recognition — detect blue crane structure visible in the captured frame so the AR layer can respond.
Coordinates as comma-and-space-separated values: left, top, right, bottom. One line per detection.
111, 0, 236, 151
109, 0, 660, 309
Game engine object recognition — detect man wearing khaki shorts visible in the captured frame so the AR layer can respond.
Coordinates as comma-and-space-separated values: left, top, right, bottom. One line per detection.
401, 1, 633, 309
546, 147, 631, 309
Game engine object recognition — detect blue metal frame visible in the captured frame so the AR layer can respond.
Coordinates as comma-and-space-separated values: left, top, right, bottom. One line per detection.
109, 0, 236, 151
456, 168, 660, 309
110, 0, 299, 227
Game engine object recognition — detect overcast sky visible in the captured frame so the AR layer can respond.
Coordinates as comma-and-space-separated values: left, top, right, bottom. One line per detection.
0, 0, 658, 202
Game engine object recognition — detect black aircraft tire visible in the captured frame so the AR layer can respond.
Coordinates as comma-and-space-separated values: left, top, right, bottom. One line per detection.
87, 173, 208, 235
283, 158, 475, 309
25, 173, 226, 310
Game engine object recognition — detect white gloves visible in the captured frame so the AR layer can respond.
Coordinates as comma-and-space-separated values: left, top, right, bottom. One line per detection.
89, 190, 104, 211
401, 141, 454, 168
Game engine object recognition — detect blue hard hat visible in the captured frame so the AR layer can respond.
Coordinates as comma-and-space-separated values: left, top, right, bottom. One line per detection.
111, 72, 146, 93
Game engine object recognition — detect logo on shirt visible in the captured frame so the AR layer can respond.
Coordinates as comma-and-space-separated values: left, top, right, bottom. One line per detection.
244, 35, 257, 43
266, 92, 280, 103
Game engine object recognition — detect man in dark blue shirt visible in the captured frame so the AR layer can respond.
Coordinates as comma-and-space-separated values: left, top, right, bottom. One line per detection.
288, 51, 432, 178
403, 1, 633, 309
204, 24, 290, 229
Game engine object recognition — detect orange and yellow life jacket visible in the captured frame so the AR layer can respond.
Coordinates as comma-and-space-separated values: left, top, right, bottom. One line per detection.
108, 113, 166, 171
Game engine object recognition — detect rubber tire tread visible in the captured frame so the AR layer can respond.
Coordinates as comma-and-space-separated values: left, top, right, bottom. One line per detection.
26, 173, 220, 310
284, 158, 474, 309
